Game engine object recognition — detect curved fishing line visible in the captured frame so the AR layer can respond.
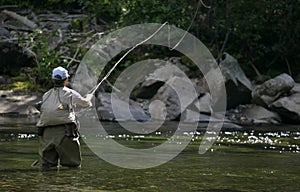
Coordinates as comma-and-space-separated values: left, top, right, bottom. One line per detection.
169, 0, 207, 50
33, 1, 212, 167
87, 0, 209, 95
88, 22, 169, 95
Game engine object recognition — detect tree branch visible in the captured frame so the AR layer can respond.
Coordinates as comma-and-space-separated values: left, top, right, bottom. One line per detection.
2, 10, 37, 29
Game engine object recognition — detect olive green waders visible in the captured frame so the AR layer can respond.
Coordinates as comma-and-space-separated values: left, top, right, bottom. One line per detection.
39, 124, 81, 168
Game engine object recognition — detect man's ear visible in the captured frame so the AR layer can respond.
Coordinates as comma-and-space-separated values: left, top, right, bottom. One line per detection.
63, 78, 69, 85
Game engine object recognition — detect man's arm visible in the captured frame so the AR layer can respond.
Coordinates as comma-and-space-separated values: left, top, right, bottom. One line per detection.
72, 91, 93, 107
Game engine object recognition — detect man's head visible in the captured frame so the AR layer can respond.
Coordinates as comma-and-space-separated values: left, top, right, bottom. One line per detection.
52, 66, 69, 87
52, 66, 69, 80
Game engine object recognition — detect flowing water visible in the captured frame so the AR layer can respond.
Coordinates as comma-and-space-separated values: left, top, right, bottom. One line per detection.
0, 117, 299, 192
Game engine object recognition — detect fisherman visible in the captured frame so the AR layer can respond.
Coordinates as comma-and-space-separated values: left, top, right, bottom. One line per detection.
36, 66, 93, 169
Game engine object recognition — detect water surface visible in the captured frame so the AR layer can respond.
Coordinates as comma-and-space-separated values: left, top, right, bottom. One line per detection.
0, 118, 299, 192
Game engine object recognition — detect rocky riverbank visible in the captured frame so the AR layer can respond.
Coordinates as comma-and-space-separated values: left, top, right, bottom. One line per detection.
1, 9, 299, 130
1, 56, 300, 130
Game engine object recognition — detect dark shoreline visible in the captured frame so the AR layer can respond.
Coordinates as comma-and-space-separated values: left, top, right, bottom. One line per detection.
0, 115, 299, 135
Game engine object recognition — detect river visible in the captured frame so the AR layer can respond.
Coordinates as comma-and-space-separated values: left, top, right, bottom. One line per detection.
0, 116, 299, 192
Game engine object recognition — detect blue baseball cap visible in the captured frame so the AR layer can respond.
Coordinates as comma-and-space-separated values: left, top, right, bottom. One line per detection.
52, 66, 70, 80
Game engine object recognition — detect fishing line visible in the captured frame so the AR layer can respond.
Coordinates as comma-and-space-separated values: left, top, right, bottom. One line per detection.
86, 0, 210, 96
169, 0, 209, 50
88, 22, 169, 95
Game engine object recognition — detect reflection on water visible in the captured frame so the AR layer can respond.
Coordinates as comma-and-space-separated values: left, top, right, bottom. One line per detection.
0, 121, 299, 192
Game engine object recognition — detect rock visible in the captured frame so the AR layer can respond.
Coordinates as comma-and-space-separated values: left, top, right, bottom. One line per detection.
0, 90, 13, 97
0, 91, 42, 116
218, 53, 253, 109
0, 10, 98, 78
96, 92, 150, 122
226, 104, 281, 125
182, 109, 202, 122
193, 93, 213, 114
150, 76, 198, 120
270, 93, 300, 124
182, 92, 212, 120
295, 74, 300, 83
291, 83, 300, 94
232, 104, 281, 125
225, 80, 252, 109
45, 29, 64, 50
132, 58, 190, 99
182, 109, 223, 123
242, 105, 281, 124
252, 73, 295, 106
0, 26, 10, 38
168, 57, 190, 74
219, 53, 252, 90
182, 108, 244, 130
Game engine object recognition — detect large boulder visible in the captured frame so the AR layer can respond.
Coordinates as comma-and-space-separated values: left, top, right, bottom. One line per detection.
131, 58, 191, 99
180, 93, 212, 122
193, 92, 213, 114
252, 73, 295, 106
269, 93, 300, 124
181, 92, 212, 119
218, 53, 252, 109
219, 53, 252, 90
149, 76, 197, 120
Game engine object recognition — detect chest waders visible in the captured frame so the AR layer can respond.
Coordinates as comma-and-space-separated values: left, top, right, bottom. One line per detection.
37, 87, 81, 168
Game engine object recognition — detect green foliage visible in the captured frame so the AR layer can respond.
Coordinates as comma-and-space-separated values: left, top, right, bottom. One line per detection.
1, 0, 299, 82
77, 0, 122, 22
206, 0, 300, 77
0, 0, 79, 10
118, 0, 193, 27
18, 29, 68, 88
11, 81, 46, 92
113, 0, 299, 78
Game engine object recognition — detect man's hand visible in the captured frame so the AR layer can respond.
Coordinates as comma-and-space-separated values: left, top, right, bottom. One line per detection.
85, 93, 94, 102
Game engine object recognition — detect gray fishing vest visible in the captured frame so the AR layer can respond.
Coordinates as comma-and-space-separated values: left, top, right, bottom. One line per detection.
37, 87, 76, 127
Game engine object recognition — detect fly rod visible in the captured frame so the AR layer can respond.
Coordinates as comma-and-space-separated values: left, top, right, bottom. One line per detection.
86, 0, 209, 96
87, 21, 169, 96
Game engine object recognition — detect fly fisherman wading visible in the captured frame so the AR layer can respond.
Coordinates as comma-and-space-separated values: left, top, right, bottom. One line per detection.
36, 66, 93, 169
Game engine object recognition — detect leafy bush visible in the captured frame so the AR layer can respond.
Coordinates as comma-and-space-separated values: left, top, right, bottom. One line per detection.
11, 81, 45, 92
1, 0, 299, 83
18, 29, 68, 88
